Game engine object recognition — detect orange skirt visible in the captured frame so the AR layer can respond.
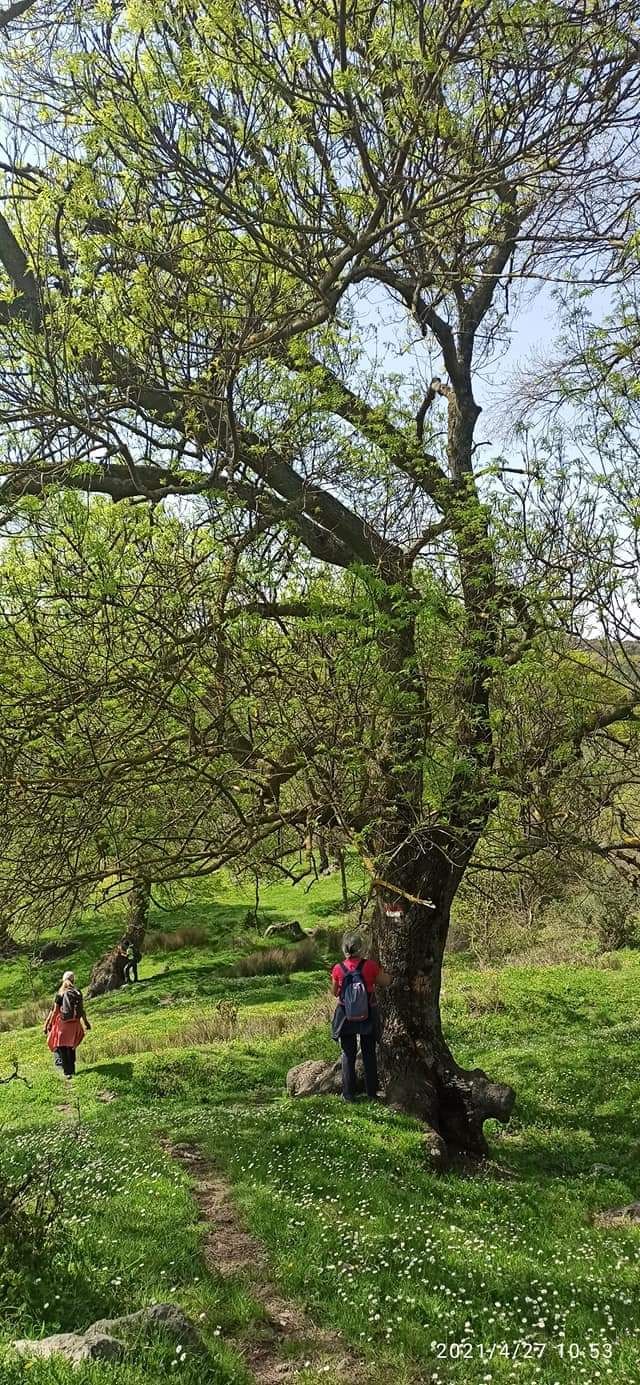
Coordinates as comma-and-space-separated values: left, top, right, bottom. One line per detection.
47, 1015, 85, 1051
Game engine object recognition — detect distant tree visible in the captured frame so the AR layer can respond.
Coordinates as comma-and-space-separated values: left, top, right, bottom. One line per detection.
1, 0, 640, 1156
0, 501, 231, 931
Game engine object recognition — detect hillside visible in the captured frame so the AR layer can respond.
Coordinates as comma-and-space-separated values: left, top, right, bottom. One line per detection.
2, 876, 640, 1384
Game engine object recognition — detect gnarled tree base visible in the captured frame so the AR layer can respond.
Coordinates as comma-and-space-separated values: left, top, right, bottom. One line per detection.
86, 945, 129, 998
286, 1054, 514, 1168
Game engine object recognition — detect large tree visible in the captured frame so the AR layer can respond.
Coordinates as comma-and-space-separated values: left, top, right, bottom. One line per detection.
1, 0, 640, 1156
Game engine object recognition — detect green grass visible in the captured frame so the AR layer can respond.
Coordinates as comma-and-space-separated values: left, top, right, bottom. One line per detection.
2, 872, 640, 1383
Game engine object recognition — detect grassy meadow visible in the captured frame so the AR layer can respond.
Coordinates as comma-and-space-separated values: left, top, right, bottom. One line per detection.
1, 873, 640, 1384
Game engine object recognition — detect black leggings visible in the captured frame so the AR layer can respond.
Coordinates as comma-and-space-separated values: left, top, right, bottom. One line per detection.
339, 1030, 378, 1099
56, 1046, 76, 1077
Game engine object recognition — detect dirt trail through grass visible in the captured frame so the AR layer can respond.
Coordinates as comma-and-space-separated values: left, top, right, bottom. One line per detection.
168, 1142, 372, 1385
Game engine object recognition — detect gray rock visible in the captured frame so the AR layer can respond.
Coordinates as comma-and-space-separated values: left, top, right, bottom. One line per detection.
422, 1128, 449, 1172
35, 939, 77, 963
593, 1202, 640, 1227
88, 1302, 199, 1345
12, 1332, 125, 1366
264, 920, 305, 940
36, 941, 77, 963
11, 1303, 200, 1369
286, 1057, 365, 1097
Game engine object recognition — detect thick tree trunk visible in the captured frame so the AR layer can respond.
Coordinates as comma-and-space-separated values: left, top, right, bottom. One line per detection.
336, 849, 349, 910
374, 858, 514, 1158
86, 941, 128, 998
317, 833, 330, 874
0, 916, 18, 957
86, 876, 150, 998
122, 875, 150, 956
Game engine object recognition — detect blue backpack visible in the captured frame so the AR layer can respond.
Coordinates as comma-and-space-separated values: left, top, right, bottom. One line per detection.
340, 961, 370, 1024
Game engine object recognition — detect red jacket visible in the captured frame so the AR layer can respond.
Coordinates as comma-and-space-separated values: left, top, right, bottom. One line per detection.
46, 992, 86, 1051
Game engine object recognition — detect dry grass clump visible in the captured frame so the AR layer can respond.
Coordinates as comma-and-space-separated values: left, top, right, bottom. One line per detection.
83, 1029, 153, 1058
233, 938, 319, 976
466, 993, 507, 1017
0, 999, 50, 1033
182, 992, 333, 1045
464, 976, 507, 1016
594, 951, 623, 970
144, 925, 208, 953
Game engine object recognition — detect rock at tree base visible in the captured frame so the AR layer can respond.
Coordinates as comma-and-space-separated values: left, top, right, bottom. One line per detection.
11, 1304, 200, 1367
264, 920, 306, 940
421, 1128, 449, 1172
286, 1057, 365, 1097
11, 1332, 125, 1366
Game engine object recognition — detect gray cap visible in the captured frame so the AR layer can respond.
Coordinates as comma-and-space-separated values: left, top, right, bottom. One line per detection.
342, 932, 364, 957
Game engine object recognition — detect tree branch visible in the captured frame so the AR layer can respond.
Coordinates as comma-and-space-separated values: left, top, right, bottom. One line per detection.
0, 211, 41, 327
463, 184, 521, 334
0, 1059, 31, 1088
0, 0, 37, 31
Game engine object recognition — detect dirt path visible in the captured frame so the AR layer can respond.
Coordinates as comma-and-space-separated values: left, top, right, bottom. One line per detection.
168, 1142, 374, 1385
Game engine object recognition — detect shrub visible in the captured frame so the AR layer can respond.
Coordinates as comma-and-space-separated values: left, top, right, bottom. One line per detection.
445, 917, 472, 954
581, 875, 640, 952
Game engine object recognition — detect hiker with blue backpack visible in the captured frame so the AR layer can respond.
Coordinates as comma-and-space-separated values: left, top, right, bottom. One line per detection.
331, 933, 392, 1102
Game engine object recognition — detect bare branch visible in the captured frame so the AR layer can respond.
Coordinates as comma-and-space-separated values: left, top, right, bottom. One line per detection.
0, 0, 37, 32
0, 1059, 31, 1088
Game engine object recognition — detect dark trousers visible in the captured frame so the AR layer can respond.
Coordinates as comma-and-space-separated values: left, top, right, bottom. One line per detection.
56, 1046, 76, 1078
340, 1029, 378, 1099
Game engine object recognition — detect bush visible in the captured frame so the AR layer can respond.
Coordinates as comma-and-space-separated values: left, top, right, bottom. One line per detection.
582, 874, 640, 952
